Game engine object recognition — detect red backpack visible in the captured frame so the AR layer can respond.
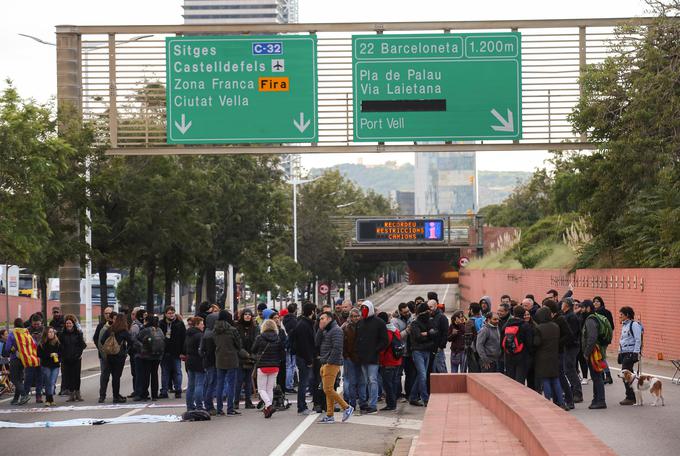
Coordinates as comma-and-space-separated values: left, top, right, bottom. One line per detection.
502, 325, 524, 355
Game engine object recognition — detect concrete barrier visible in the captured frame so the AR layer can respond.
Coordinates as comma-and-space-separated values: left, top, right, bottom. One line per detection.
418, 373, 616, 456
459, 268, 680, 361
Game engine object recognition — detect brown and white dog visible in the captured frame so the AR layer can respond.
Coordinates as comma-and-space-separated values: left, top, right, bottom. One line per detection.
617, 369, 665, 406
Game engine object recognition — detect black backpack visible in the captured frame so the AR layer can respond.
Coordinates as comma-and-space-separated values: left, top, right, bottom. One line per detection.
181, 410, 211, 422
391, 331, 404, 359
145, 328, 165, 356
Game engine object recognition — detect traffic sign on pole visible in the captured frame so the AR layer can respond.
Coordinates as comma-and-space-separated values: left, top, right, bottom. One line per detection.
166, 35, 318, 144
318, 283, 329, 295
352, 33, 522, 142
458, 256, 470, 268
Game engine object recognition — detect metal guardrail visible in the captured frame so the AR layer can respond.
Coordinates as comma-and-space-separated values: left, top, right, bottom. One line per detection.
54, 17, 656, 155
330, 215, 482, 248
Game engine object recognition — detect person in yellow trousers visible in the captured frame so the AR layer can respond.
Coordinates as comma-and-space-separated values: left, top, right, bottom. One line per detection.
316, 311, 354, 424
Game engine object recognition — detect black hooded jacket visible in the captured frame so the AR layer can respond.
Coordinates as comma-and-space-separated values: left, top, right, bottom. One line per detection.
184, 326, 204, 372
594, 296, 615, 332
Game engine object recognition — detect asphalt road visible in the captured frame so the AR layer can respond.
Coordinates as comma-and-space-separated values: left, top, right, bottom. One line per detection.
3, 284, 677, 456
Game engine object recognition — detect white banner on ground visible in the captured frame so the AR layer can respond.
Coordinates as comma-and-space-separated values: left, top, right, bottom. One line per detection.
0, 414, 181, 428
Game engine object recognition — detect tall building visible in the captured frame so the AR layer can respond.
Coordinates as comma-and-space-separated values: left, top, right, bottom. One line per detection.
415, 152, 478, 215
183, 0, 298, 24
389, 190, 415, 215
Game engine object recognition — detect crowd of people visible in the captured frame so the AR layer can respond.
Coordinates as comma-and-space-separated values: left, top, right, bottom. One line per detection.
0, 286, 644, 420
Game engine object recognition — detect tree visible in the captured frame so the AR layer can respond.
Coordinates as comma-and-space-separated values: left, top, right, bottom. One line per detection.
0, 83, 89, 316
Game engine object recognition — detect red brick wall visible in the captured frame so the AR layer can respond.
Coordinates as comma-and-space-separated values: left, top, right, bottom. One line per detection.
0, 296, 89, 323
459, 268, 680, 361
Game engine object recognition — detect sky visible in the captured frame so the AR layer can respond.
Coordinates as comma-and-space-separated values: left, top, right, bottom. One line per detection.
1, 0, 649, 172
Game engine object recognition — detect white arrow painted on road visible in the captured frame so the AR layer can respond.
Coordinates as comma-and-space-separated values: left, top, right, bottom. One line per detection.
293, 112, 311, 133
490, 109, 514, 133
174, 114, 192, 134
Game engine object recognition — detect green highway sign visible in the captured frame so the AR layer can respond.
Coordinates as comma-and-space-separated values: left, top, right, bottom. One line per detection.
352, 33, 522, 142
166, 35, 317, 144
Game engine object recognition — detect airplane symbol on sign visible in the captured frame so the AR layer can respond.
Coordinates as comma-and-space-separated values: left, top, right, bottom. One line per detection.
272, 59, 285, 72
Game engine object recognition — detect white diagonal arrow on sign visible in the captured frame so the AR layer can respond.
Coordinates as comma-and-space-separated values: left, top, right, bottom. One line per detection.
293, 112, 311, 133
490, 108, 514, 133
174, 114, 192, 135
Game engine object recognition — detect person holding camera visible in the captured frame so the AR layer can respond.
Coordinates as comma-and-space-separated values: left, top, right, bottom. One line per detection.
617, 306, 643, 406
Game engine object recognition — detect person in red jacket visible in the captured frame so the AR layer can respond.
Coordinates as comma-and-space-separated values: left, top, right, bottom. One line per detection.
377, 312, 403, 411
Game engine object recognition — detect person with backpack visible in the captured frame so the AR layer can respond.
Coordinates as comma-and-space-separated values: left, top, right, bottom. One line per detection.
59, 314, 87, 402
184, 317, 206, 411
100, 313, 134, 404
617, 306, 643, 406
408, 303, 436, 407
128, 308, 146, 399
476, 313, 502, 373
37, 327, 61, 407
593, 296, 615, 384
502, 306, 533, 384
252, 319, 285, 419
24, 315, 45, 403
377, 312, 403, 411
463, 305, 480, 373
447, 311, 466, 373
581, 300, 610, 409
135, 315, 165, 402
533, 307, 569, 411
469, 302, 485, 333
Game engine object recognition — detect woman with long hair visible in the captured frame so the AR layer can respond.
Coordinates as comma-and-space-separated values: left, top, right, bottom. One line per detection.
59, 314, 87, 402
101, 314, 134, 403
37, 327, 60, 406
235, 308, 259, 409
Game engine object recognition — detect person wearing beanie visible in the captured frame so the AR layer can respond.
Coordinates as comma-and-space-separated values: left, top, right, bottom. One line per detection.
593, 296, 614, 384
262, 308, 276, 321
291, 302, 316, 415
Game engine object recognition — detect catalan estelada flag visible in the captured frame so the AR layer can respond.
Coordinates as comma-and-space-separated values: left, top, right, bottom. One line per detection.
13, 328, 39, 367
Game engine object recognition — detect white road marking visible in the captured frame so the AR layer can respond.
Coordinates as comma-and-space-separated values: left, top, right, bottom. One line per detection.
292, 444, 380, 456
344, 414, 422, 430
268, 413, 318, 456
117, 407, 142, 418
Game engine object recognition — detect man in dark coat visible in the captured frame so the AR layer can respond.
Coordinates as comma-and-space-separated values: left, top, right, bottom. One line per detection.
158, 306, 186, 399
355, 300, 388, 414
533, 307, 569, 410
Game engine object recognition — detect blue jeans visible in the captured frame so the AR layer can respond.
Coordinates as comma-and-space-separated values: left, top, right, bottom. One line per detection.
186, 370, 205, 410
343, 359, 363, 408
381, 366, 399, 409
24, 366, 43, 397
542, 377, 565, 406
361, 364, 379, 409
433, 349, 448, 373
236, 367, 253, 402
295, 356, 311, 412
410, 351, 430, 403
216, 368, 237, 413
161, 355, 182, 395
450, 351, 465, 373
41, 366, 59, 398
203, 367, 217, 410
285, 352, 296, 390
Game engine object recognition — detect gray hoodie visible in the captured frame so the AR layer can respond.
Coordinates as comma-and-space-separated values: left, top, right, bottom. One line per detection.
476, 322, 501, 364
